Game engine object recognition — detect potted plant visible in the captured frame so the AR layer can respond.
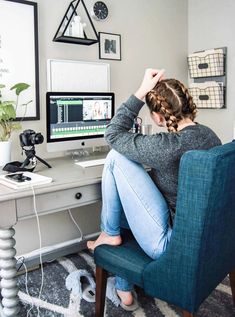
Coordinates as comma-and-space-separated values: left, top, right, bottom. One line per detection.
0, 83, 32, 166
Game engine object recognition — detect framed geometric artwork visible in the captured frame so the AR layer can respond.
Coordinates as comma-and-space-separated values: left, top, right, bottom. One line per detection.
99, 32, 121, 61
0, 0, 40, 120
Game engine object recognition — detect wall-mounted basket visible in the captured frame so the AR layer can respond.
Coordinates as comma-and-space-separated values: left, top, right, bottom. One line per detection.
189, 82, 225, 109
187, 48, 225, 78
187, 47, 227, 109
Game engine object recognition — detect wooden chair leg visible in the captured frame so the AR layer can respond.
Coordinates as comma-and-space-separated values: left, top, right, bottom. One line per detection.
95, 266, 108, 317
182, 310, 196, 317
229, 266, 235, 306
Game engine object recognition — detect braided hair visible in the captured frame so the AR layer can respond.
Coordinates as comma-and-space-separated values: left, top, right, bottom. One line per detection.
145, 79, 197, 132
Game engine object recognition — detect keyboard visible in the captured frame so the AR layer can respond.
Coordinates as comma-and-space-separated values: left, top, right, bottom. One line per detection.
75, 158, 106, 168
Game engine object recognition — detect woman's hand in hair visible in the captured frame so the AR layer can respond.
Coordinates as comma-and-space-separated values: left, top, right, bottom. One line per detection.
135, 68, 165, 101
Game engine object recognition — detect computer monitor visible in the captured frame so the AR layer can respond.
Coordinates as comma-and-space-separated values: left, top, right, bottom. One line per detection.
46, 92, 115, 152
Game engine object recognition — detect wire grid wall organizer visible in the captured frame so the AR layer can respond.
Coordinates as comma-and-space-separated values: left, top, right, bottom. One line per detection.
189, 82, 224, 109
187, 47, 227, 109
187, 48, 225, 78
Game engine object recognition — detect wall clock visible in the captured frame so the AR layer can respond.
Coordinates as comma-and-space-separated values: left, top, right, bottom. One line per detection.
91, 1, 109, 21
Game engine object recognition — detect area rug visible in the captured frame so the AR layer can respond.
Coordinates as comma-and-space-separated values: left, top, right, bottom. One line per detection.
17, 251, 235, 317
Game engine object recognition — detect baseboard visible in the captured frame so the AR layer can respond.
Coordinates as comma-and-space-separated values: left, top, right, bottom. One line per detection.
16, 232, 99, 271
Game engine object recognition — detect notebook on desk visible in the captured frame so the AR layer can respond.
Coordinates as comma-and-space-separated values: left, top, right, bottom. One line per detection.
0, 172, 52, 189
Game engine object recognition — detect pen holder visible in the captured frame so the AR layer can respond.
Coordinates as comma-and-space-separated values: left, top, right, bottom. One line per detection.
140, 124, 152, 135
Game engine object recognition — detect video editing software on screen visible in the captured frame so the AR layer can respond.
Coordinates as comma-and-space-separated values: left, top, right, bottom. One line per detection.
48, 94, 113, 140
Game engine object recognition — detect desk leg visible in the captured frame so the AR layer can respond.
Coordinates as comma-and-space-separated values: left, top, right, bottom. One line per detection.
0, 228, 20, 317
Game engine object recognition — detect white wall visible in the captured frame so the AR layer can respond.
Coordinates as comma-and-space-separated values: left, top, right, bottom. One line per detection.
11, 0, 188, 255
188, 0, 235, 143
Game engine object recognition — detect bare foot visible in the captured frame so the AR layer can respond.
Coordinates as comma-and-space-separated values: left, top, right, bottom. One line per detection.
117, 289, 134, 306
87, 232, 122, 251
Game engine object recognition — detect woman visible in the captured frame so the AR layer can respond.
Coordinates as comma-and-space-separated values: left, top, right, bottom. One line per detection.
87, 69, 221, 309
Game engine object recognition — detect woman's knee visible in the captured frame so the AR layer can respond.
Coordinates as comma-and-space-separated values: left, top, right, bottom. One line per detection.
106, 149, 126, 162
106, 149, 141, 170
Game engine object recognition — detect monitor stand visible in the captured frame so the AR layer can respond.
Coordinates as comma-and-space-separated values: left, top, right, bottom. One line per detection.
71, 149, 90, 162
69, 146, 109, 163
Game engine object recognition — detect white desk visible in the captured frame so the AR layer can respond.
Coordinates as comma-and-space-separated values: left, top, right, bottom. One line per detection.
0, 155, 105, 317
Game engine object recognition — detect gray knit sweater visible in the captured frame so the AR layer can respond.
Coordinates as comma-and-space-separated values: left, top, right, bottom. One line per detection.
105, 95, 222, 217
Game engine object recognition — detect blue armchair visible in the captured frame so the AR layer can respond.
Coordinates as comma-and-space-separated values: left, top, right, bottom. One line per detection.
94, 141, 235, 317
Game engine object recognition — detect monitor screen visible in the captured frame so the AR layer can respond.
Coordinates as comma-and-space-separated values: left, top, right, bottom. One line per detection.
46, 92, 115, 152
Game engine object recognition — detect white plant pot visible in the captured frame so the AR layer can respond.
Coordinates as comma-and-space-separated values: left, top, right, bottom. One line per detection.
0, 140, 12, 167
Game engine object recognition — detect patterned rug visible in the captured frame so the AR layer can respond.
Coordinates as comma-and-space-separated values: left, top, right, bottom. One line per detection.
17, 251, 235, 317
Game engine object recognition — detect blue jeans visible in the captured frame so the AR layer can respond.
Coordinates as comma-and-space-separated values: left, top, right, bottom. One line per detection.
100, 149, 172, 291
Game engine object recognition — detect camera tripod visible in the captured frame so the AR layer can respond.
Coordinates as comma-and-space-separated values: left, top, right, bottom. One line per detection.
20, 146, 52, 169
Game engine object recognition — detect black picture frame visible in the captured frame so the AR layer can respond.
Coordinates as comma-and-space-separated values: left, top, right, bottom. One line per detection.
0, 0, 40, 120
99, 32, 121, 61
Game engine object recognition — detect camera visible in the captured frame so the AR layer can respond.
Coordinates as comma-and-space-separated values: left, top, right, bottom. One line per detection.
19, 129, 44, 147
2, 129, 50, 173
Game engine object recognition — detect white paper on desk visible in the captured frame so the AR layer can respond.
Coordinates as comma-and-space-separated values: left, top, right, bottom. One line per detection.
0, 172, 52, 189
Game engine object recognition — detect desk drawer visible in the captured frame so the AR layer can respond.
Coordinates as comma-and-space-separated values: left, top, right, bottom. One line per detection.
16, 184, 101, 218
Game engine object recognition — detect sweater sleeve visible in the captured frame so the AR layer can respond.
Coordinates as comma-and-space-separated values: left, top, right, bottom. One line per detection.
105, 94, 171, 166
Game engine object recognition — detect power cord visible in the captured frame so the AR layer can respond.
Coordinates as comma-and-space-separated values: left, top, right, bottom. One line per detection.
16, 257, 34, 316
68, 209, 84, 241
20, 194, 83, 316
22, 262, 34, 317
30, 185, 44, 317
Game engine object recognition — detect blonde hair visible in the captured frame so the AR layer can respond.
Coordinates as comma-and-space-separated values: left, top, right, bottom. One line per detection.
146, 79, 197, 132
